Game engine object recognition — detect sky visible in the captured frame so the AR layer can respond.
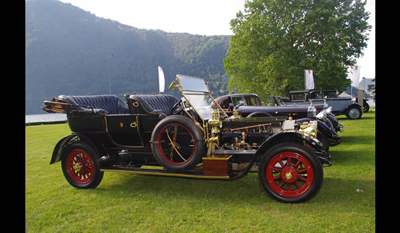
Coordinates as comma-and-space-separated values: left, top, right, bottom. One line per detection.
59, 0, 375, 81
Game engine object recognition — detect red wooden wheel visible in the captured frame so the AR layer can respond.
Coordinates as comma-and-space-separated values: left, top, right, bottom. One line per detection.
65, 149, 95, 184
266, 152, 314, 198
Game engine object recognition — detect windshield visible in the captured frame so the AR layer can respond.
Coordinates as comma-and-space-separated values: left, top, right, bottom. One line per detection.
176, 74, 227, 120
178, 75, 209, 92
273, 96, 286, 106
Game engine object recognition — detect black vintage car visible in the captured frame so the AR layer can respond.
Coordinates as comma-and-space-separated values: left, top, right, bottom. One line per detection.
42, 74, 331, 203
215, 93, 341, 152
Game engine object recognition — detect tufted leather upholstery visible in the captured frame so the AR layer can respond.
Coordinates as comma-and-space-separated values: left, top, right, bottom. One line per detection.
58, 95, 130, 115
129, 94, 179, 116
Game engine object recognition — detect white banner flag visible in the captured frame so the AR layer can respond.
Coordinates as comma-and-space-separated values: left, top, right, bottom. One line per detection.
350, 65, 361, 88
305, 69, 314, 90
158, 66, 165, 93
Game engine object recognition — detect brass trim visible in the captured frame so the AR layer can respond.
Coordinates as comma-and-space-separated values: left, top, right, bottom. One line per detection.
202, 155, 233, 161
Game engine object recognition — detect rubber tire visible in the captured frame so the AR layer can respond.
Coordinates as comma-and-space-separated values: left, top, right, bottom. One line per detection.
258, 142, 323, 203
151, 115, 205, 171
345, 106, 362, 119
61, 142, 104, 189
363, 102, 370, 113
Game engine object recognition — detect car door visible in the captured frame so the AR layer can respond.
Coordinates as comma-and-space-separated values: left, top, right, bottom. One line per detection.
106, 114, 144, 147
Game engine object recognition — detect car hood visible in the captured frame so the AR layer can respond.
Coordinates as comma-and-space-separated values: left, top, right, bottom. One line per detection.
237, 105, 310, 113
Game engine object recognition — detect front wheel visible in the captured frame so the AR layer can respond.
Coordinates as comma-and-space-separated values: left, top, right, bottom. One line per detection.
258, 143, 323, 203
61, 142, 104, 189
345, 106, 362, 119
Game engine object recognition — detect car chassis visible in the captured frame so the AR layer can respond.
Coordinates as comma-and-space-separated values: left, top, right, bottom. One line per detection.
42, 74, 331, 203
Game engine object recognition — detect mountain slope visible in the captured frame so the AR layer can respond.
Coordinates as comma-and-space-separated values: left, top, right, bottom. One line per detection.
26, 0, 230, 114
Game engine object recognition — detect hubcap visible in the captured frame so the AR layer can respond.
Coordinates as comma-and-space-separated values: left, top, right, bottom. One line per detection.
281, 166, 299, 183
349, 108, 360, 118
285, 172, 292, 180
73, 163, 82, 172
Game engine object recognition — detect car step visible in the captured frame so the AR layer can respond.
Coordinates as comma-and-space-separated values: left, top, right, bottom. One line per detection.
100, 166, 231, 180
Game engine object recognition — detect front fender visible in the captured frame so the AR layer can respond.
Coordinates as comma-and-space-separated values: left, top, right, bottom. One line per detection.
343, 103, 362, 113
256, 131, 323, 157
255, 131, 331, 166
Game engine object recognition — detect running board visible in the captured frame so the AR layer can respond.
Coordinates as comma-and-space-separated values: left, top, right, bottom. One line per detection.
100, 166, 231, 180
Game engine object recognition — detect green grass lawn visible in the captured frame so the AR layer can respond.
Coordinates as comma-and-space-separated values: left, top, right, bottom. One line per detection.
26, 112, 375, 232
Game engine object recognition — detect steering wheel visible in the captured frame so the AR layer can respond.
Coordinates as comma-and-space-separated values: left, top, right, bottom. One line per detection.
171, 99, 183, 115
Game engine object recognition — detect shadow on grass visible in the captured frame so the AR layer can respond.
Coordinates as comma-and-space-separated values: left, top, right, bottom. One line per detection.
87, 171, 374, 206
95, 172, 262, 202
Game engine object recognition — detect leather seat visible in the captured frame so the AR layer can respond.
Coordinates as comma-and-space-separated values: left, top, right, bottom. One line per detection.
128, 94, 179, 116
58, 95, 130, 115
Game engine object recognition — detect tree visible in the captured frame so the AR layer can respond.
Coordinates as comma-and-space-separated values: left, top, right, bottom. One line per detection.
224, 0, 371, 101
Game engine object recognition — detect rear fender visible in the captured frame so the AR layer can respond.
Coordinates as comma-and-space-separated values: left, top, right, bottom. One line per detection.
50, 134, 99, 164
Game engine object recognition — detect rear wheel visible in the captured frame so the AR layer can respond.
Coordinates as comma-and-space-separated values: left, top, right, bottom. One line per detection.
61, 142, 103, 189
363, 101, 370, 113
258, 143, 323, 203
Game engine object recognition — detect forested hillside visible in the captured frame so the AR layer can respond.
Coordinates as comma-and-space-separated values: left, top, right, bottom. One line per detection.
26, 0, 230, 114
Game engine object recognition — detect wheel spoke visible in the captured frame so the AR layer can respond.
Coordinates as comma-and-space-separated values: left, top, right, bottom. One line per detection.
298, 168, 307, 173
165, 127, 187, 162
272, 175, 281, 180
298, 174, 307, 181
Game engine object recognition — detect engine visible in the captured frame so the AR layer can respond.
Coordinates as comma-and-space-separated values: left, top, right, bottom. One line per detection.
220, 124, 272, 150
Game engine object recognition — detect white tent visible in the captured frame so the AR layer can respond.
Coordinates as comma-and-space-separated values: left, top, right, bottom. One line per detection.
338, 92, 351, 98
